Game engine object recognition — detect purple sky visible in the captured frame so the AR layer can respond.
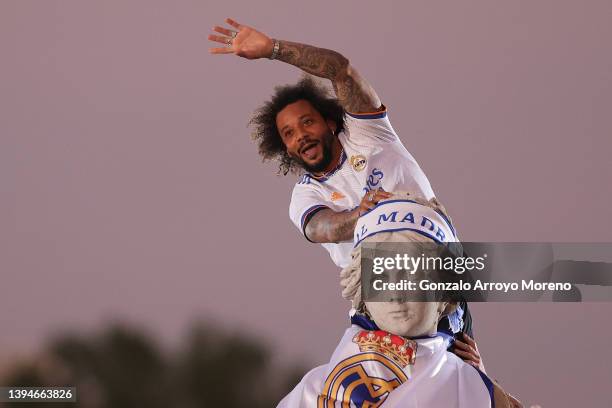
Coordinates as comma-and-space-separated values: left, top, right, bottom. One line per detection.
2, 1, 611, 406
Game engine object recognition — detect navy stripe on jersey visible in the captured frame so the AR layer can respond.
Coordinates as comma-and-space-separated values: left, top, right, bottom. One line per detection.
300, 204, 328, 229
297, 174, 312, 185
345, 109, 387, 120
300, 205, 329, 243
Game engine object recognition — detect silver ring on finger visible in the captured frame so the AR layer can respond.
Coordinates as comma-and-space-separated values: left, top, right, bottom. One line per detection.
230, 31, 238, 38
225, 38, 233, 46
368, 192, 375, 202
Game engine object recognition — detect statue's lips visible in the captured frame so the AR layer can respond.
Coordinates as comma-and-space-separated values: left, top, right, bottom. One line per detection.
387, 309, 416, 319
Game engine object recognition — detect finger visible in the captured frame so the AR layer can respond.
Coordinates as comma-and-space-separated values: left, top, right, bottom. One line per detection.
209, 47, 235, 54
374, 191, 392, 200
451, 347, 472, 360
371, 194, 390, 204
452, 348, 480, 363
453, 343, 480, 361
371, 196, 382, 204
208, 34, 232, 45
461, 333, 477, 348
213, 25, 235, 36
362, 191, 375, 201
363, 201, 376, 210
376, 188, 392, 197
225, 17, 243, 29
361, 201, 377, 212
454, 340, 477, 356
452, 340, 470, 351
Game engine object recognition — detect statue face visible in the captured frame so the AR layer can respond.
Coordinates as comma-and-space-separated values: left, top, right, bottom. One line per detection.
364, 301, 447, 338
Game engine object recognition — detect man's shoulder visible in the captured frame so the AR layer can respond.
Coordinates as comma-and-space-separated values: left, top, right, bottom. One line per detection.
290, 175, 324, 204
290, 175, 321, 200
294, 173, 315, 187
341, 106, 400, 145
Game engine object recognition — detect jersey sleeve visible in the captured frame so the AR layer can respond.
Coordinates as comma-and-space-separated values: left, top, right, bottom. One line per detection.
289, 183, 329, 241
343, 105, 400, 144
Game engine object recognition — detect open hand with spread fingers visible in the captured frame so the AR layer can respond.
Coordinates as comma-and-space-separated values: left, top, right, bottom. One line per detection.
208, 18, 274, 59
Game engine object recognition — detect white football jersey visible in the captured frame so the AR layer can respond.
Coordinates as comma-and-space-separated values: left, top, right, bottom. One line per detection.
289, 108, 436, 268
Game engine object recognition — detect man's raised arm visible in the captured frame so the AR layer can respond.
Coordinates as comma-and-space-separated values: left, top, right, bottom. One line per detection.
208, 18, 381, 114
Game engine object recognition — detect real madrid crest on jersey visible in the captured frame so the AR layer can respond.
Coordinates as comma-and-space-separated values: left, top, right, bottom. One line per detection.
350, 154, 367, 171
317, 330, 417, 408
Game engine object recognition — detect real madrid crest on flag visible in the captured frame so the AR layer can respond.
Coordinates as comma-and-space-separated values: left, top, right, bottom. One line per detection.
350, 154, 367, 171
317, 330, 417, 408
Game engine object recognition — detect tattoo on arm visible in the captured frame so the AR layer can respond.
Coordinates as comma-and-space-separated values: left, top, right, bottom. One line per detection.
277, 40, 347, 81
304, 207, 360, 243
277, 40, 381, 113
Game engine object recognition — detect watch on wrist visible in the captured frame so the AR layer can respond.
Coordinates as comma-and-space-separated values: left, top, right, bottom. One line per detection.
269, 39, 280, 60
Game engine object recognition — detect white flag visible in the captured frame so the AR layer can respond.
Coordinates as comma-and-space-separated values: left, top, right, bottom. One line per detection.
278, 325, 493, 408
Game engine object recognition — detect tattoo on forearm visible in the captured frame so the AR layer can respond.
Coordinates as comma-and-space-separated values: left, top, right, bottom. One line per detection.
278, 40, 347, 81
277, 40, 381, 113
305, 208, 359, 243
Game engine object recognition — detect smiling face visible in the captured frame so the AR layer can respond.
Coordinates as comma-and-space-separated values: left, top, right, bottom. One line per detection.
276, 99, 339, 174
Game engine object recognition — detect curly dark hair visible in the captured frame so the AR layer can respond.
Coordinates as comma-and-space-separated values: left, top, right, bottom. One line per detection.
249, 76, 345, 175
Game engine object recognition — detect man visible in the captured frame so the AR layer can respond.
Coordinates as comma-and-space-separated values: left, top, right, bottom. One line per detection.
208, 17, 429, 267
208, 18, 479, 359
278, 193, 521, 407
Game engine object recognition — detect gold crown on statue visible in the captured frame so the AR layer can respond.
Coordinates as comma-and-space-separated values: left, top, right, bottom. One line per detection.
352, 330, 417, 368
